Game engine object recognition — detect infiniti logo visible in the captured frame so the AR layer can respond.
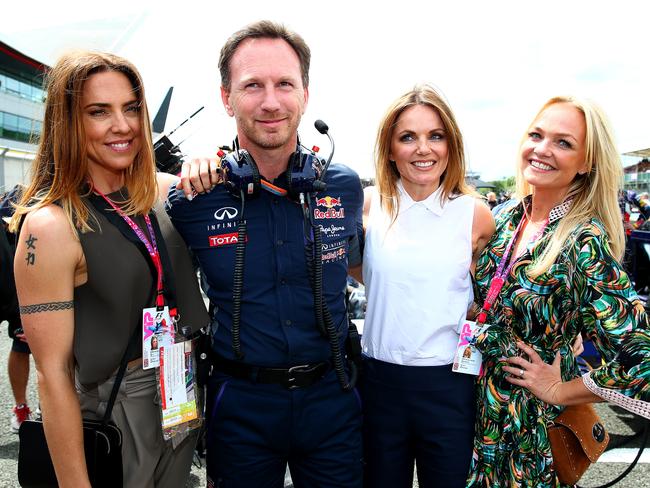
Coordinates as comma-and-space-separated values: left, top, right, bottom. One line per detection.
214, 207, 238, 220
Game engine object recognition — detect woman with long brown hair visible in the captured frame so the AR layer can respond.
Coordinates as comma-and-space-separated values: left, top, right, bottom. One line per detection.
11, 51, 207, 487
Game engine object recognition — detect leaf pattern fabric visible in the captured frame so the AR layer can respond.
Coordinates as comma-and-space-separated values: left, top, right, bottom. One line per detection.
466, 197, 649, 487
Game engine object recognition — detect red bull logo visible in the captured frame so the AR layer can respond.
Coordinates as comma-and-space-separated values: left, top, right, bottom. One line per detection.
316, 196, 342, 208
314, 195, 344, 219
322, 247, 346, 261
314, 208, 345, 220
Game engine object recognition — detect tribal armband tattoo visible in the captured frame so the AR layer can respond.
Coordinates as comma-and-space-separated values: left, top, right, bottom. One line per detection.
19, 300, 74, 314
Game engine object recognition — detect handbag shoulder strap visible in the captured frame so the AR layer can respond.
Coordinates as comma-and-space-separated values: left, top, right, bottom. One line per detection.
101, 309, 143, 425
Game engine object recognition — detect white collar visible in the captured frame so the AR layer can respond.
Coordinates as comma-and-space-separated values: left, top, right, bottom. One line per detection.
397, 180, 445, 216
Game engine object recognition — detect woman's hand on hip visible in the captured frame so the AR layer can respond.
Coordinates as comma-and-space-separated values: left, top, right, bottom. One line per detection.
503, 341, 564, 405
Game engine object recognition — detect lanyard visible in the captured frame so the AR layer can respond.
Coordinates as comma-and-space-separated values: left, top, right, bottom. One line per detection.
476, 214, 548, 324
93, 187, 166, 308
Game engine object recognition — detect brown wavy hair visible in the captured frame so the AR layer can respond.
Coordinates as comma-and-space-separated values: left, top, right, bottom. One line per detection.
10, 50, 156, 233
374, 84, 471, 223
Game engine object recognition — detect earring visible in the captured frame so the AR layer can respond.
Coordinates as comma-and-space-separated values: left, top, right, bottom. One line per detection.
389, 159, 396, 164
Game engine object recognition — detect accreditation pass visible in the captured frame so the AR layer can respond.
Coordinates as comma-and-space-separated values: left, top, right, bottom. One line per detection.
452, 320, 485, 376
159, 341, 199, 428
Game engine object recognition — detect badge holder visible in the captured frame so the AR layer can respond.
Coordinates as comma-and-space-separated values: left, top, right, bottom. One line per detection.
155, 319, 203, 443
143, 306, 175, 369
452, 320, 486, 376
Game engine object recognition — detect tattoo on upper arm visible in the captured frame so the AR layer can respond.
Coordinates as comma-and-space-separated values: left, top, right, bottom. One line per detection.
19, 300, 74, 314
25, 233, 38, 266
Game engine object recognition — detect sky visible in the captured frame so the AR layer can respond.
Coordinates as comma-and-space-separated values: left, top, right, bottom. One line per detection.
3, 0, 650, 180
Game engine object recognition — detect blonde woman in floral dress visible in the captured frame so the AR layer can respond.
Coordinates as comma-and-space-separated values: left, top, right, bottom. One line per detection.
467, 96, 649, 487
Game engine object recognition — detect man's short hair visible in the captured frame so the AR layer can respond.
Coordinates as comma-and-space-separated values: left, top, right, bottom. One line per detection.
219, 20, 311, 90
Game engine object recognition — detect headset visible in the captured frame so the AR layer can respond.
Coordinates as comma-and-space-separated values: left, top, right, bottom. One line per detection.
219, 121, 358, 391
220, 129, 330, 201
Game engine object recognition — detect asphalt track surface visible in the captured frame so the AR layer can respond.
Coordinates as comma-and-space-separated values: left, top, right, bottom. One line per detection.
0, 322, 647, 487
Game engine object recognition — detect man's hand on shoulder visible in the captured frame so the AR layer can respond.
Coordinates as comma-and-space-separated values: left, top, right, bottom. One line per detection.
177, 157, 223, 199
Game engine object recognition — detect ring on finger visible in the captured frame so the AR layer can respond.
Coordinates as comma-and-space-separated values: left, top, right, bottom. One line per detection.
519, 369, 525, 378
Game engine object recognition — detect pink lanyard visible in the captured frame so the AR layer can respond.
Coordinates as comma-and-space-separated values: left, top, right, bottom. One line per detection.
476, 214, 548, 324
93, 187, 165, 308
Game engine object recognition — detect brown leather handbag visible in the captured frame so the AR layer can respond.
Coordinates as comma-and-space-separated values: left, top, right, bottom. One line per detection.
548, 403, 609, 485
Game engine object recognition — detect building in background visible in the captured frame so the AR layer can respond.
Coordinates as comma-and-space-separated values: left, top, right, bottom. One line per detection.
0, 41, 48, 192
465, 170, 495, 193
622, 149, 650, 194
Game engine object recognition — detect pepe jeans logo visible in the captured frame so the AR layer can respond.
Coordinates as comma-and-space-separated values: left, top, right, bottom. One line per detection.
319, 224, 345, 238
214, 207, 238, 220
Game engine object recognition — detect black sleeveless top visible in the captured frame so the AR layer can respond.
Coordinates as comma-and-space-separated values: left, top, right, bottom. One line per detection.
74, 190, 208, 384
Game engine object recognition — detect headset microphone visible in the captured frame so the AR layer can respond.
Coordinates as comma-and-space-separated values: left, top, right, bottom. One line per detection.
314, 119, 328, 134
314, 120, 335, 184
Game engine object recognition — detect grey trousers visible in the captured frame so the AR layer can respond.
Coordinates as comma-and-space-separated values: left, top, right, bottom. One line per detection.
76, 364, 197, 488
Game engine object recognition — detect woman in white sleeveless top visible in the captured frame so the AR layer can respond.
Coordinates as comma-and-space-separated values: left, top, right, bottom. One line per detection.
358, 84, 494, 488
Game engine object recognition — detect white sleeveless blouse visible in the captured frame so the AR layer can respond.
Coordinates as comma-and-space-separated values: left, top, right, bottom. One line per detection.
361, 182, 475, 366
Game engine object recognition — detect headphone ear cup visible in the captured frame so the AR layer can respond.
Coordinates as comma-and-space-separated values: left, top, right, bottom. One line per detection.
222, 149, 262, 200
285, 150, 303, 198
242, 151, 262, 196
286, 147, 325, 198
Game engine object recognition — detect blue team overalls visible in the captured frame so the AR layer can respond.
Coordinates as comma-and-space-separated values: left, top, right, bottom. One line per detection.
167, 164, 364, 488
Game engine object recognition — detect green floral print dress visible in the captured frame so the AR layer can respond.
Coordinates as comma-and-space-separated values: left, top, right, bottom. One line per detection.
466, 197, 650, 488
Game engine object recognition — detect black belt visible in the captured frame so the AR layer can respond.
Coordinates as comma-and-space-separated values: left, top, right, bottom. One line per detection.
213, 356, 330, 390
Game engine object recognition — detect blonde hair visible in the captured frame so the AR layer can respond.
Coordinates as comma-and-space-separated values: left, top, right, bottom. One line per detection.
517, 96, 624, 277
10, 50, 156, 234
374, 84, 471, 223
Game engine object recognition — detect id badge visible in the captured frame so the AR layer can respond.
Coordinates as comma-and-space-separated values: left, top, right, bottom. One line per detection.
159, 340, 200, 429
452, 320, 487, 376
142, 306, 175, 369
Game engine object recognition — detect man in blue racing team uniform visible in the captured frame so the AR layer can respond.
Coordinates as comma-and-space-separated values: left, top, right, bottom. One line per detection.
165, 20, 364, 488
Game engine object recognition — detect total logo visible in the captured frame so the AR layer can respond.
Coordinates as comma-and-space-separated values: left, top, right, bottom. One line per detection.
314, 195, 344, 220
208, 232, 248, 247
